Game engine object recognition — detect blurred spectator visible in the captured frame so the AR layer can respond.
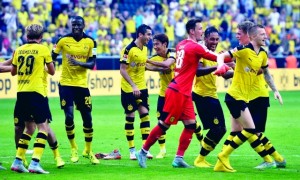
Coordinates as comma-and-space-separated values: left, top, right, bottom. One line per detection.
3, 5, 17, 43
60, 0, 70, 11
122, 32, 133, 48
51, 0, 61, 23
174, 17, 185, 45
143, 10, 156, 28
98, 11, 110, 30
133, 9, 144, 28
74, 3, 84, 17
125, 15, 136, 38
269, 40, 280, 55
295, 38, 300, 55
268, 56, 278, 69
110, 33, 123, 56
110, 13, 123, 38
56, 10, 69, 28
164, 20, 175, 48
1, 32, 13, 55
268, 8, 280, 27
153, 18, 164, 34
17, 5, 28, 29
285, 52, 299, 68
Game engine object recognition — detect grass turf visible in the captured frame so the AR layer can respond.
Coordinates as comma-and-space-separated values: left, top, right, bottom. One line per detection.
0, 91, 299, 179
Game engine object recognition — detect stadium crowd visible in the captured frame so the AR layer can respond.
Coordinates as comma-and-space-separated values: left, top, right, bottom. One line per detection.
0, 0, 300, 58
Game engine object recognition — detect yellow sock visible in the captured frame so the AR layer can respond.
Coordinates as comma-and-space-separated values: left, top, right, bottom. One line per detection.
32, 131, 48, 161
16, 133, 31, 160
83, 127, 93, 152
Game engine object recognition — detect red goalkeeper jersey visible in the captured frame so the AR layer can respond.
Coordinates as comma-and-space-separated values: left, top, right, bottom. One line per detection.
169, 39, 218, 96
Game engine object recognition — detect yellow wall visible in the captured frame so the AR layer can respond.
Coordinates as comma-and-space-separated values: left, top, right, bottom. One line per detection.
1, 69, 300, 99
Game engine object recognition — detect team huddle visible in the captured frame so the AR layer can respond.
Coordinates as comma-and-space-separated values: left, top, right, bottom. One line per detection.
0, 15, 286, 174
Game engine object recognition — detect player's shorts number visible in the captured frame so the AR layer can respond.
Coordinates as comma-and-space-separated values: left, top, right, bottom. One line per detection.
85, 96, 91, 105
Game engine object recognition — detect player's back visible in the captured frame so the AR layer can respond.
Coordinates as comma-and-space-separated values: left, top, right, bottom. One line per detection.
12, 43, 51, 97
170, 39, 217, 96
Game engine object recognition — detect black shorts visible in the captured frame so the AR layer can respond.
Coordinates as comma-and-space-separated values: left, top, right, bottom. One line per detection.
14, 92, 51, 125
225, 93, 248, 119
192, 92, 226, 130
156, 95, 165, 120
58, 84, 92, 112
121, 89, 149, 114
248, 97, 270, 132
14, 97, 52, 127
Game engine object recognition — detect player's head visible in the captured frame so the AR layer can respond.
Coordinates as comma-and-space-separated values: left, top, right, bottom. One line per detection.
248, 24, 267, 47
186, 18, 203, 42
236, 21, 254, 45
71, 16, 85, 37
25, 24, 44, 42
153, 34, 169, 56
136, 24, 152, 46
204, 26, 219, 52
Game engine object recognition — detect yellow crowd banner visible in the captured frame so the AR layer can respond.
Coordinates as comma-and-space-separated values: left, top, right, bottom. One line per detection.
1, 69, 300, 99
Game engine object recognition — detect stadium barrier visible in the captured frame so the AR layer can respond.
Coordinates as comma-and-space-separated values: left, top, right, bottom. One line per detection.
1, 69, 300, 99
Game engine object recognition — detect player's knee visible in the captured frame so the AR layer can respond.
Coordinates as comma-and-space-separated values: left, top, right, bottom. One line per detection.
206, 126, 226, 143
65, 115, 74, 126
158, 121, 169, 132
231, 111, 241, 119
184, 123, 197, 130
15, 126, 25, 135
213, 126, 227, 137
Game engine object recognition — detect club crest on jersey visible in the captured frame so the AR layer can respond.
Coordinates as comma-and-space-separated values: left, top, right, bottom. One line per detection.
244, 66, 250, 72
130, 62, 136, 67
170, 117, 175, 123
213, 118, 219, 125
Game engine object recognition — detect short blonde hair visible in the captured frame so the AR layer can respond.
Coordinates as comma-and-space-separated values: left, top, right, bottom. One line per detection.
25, 24, 44, 40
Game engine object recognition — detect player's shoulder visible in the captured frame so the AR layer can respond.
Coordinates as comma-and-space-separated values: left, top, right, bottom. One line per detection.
259, 46, 268, 54
123, 40, 136, 55
83, 33, 96, 42
55, 33, 72, 43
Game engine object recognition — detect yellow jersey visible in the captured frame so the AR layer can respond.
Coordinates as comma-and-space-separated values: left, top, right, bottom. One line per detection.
228, 43, 268, 102
120, 41, 148, 92
149, 49, 176, 97
193, 58, 218, 99
53, 33, 96, 88
12, 42, 52, 97
249, 74, 269, 100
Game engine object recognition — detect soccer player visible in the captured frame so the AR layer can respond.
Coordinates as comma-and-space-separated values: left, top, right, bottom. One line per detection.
0, 59, 65, 169
10, 24, 55, 174
147, 34, 203, 159
221, 21, 286, 169
214, 24, 282, 172
146, 33, 175, 158
192, 26, 232, 168
136, 18, 228, 168
52, 16, 99, 164
120, 24, 153, 160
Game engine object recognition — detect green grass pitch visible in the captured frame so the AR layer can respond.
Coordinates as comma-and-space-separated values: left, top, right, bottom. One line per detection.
0, 91, 299, 179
